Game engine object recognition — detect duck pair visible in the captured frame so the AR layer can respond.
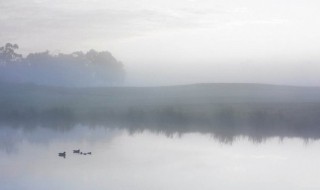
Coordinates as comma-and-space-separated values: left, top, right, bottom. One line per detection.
80, 152, 91, 155
73, 149, 92, 155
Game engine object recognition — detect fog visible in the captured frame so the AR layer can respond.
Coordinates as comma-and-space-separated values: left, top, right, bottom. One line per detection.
1, 0, 320, 86
2, 1, 320, 189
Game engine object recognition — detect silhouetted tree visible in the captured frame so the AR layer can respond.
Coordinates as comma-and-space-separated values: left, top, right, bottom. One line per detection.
0, 43, 22, 64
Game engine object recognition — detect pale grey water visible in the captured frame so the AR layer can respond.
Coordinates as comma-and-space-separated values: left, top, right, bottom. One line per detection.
1, 125, 320, 190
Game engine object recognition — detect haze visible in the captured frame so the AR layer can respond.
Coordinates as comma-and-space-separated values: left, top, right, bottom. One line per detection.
1, 0, 320, 86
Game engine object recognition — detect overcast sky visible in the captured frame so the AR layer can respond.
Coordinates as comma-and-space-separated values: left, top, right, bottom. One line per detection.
1, 0, 320, 86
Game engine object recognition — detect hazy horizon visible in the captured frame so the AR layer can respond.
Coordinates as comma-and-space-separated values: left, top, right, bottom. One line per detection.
1, 0, 320, 86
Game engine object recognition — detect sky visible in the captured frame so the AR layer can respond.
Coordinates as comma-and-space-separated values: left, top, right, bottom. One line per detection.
1, 0, 320, 86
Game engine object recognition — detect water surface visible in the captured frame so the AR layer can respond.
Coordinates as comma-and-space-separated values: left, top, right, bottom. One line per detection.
1, 125, 320, 190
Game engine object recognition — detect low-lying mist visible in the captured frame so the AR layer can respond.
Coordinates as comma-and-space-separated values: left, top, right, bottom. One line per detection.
1, 82, 320, 143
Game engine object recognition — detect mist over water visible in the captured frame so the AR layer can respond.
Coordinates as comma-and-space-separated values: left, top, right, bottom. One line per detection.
2, 124, 320, 190
2, 82, 320, 190
1, 72, 320, 190
2, 83, 320, 141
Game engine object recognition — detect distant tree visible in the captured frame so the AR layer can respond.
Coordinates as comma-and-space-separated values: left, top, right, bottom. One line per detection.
25, 51, 51, 65
0, 43, 22, 64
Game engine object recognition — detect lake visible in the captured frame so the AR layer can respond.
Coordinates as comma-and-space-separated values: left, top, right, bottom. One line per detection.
2, 83, 320, 189
1, 124, 320, 190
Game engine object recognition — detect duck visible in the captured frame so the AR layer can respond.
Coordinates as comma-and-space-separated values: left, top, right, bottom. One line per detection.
87, 152, 92, 155
73, 149, 80, 153
58, 152, 66, 158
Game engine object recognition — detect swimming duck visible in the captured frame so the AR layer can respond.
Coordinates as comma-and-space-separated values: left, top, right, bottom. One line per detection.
73, 149, 80, 153
58, 152, 66, 158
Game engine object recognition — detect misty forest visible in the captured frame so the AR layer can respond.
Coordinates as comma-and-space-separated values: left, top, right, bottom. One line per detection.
0, 43, 124, 86
2, 0, 320, 189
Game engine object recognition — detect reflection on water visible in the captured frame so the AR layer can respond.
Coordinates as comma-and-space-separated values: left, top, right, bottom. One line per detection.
1, 125, 320, 190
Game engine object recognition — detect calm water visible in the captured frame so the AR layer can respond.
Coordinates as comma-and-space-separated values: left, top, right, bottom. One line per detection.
1, 125, 320, 190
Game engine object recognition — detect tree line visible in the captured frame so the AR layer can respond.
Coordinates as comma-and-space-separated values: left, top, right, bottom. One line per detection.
0, 43, 125, 86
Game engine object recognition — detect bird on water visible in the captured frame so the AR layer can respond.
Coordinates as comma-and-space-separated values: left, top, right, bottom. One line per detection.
73, 149, 80, 153
58, 152, 66, 158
